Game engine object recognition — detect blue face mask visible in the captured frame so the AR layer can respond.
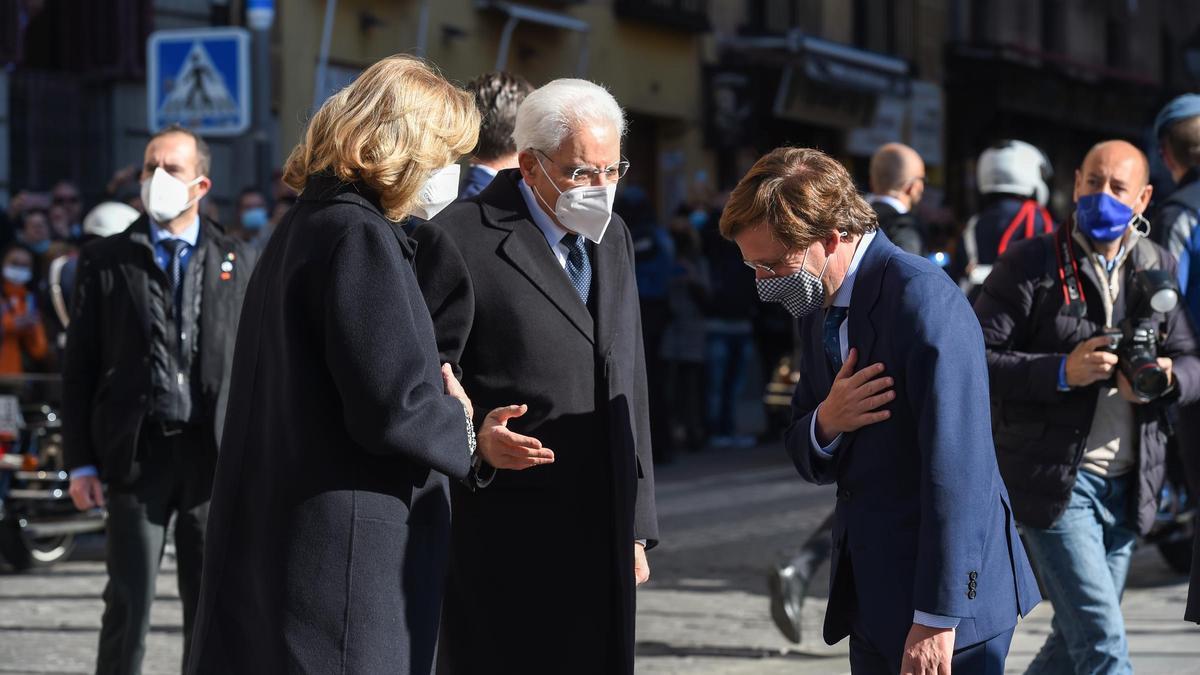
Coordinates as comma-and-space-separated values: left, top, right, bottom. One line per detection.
1075, 192, 1139, 242
28, 240, 50, 255
689, 209, 709, 230
240, 207, 269, 231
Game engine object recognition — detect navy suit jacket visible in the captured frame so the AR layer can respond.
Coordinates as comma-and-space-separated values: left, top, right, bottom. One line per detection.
458, 165, 495, 200
785, 232, 1040, 656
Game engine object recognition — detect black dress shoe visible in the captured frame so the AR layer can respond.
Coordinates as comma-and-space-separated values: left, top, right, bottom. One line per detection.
767, 562, 808, 644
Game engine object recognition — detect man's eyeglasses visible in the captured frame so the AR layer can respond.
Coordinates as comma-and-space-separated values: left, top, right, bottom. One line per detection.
743, 250, 804, 277
535, 149, 630, 186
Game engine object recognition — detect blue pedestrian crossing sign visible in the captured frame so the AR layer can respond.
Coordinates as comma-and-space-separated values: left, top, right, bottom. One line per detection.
147, 27, 250, 136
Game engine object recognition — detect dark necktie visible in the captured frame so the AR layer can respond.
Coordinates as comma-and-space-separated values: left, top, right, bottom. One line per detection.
562, 233, 592, 305
823, 306, 849, 371
160, 238, 186, 292
159, 238, 187, 338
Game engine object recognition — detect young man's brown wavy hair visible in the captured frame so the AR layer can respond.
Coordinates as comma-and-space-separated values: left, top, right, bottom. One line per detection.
719, 147, 877, 249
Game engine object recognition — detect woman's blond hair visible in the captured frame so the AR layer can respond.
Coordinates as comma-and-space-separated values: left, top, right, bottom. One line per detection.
283, 55, 480, 221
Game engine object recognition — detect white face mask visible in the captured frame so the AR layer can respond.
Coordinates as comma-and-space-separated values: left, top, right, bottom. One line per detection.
409, 164, 461, 221
755, 247, 831, 318
533, 156, 616, 244
141, 167, 204, 224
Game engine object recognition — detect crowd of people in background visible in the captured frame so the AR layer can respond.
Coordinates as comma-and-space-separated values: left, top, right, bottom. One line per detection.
0, 170, 297, 378
0, 132, 1182, 466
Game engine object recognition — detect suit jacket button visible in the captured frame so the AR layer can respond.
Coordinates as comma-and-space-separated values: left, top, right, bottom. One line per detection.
967, 590, 977, 600
838, 489, 852, 500
969, 571, 978, 580
968, 581, 977, 591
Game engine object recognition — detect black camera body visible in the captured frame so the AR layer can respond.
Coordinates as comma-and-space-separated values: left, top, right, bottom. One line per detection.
1095, 269, 1180, 401
1099, 322, 1169, 400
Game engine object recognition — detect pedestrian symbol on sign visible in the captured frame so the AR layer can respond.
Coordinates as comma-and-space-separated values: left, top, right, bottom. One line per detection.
148, 27, 250, 136
161, 44, 239, 120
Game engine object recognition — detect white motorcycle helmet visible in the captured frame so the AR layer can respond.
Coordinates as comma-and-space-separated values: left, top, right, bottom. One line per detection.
977, 140, 1052, 206
82, 201, 140, 238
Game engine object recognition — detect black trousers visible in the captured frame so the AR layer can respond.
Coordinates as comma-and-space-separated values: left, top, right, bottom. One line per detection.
95, 425, 215, 675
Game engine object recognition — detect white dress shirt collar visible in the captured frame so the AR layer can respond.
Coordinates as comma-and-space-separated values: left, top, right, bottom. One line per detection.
868, 194, 909, 215
830, 228, 877, 308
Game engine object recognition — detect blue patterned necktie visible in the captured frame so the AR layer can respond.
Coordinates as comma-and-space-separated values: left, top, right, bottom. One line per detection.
562, 233, 592, 305
160, 238, 186, 292
823, 306, 849, 371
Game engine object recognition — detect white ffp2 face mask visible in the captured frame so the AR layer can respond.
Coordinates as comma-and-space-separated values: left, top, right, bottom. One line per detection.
141, 167, 204, 224
409, 164, 461, 221
534, 156, 616, 243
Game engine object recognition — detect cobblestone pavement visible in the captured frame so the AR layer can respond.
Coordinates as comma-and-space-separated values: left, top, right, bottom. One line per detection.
1, 444, 1197, 674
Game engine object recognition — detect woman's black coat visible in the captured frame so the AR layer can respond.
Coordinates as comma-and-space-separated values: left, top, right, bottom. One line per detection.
187, 175, 473, 675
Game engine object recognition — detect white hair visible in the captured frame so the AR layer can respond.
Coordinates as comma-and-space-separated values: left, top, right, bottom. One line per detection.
511, 78, 626, 153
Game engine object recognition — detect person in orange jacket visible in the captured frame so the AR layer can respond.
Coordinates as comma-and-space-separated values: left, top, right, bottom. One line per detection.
0, 245, 48, 375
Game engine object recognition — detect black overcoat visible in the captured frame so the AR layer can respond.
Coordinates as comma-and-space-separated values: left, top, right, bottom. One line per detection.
410, 169, 658, 675
63, 215, 257, 483
187, 176, 474, 675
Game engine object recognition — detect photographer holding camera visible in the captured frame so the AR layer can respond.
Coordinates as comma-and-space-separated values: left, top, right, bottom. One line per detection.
975, 140, 1200, 674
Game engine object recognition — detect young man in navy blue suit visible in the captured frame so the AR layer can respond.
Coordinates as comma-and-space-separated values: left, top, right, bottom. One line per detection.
721, 147, 1040, 674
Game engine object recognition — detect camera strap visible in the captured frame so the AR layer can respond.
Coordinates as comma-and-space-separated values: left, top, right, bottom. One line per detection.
1054, 223, 1089, 318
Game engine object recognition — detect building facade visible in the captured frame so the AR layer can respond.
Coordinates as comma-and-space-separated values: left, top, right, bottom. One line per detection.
4, 0, 1200, 230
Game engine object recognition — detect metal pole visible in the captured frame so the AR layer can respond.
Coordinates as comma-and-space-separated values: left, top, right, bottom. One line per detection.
252, 30, 272, 195
495, 15, 519, 71
414, 0, 432, 57
313, 0, 338, 113
248, 0, 275, 197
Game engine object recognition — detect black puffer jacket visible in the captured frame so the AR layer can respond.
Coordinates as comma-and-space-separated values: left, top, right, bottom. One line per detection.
974, 224, 1200, 534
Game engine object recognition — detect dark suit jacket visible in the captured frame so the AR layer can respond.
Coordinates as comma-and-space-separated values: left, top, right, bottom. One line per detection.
785, 232, 1040, 660
63, 215, 257, 485
871, 200, 925, 256
457, 164, 495, 200
410, 169, 657, 674
187, 176, 474, 675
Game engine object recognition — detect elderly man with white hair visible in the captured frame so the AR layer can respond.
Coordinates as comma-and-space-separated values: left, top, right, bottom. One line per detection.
410, 78, 657, 674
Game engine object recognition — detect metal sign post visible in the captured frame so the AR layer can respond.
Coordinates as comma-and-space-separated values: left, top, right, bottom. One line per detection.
247, 0, 275, 197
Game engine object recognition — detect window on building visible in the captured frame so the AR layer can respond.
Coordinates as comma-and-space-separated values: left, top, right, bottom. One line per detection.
853, 0, 896, 54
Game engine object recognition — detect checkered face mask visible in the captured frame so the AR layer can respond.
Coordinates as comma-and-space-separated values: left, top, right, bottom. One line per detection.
755, 247, 830, 318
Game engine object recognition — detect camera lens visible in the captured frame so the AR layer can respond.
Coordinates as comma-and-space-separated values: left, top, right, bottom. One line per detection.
1131, 362, 1169, 399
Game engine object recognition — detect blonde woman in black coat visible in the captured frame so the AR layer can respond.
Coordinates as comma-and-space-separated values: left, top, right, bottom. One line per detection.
187, 55, 549, 675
